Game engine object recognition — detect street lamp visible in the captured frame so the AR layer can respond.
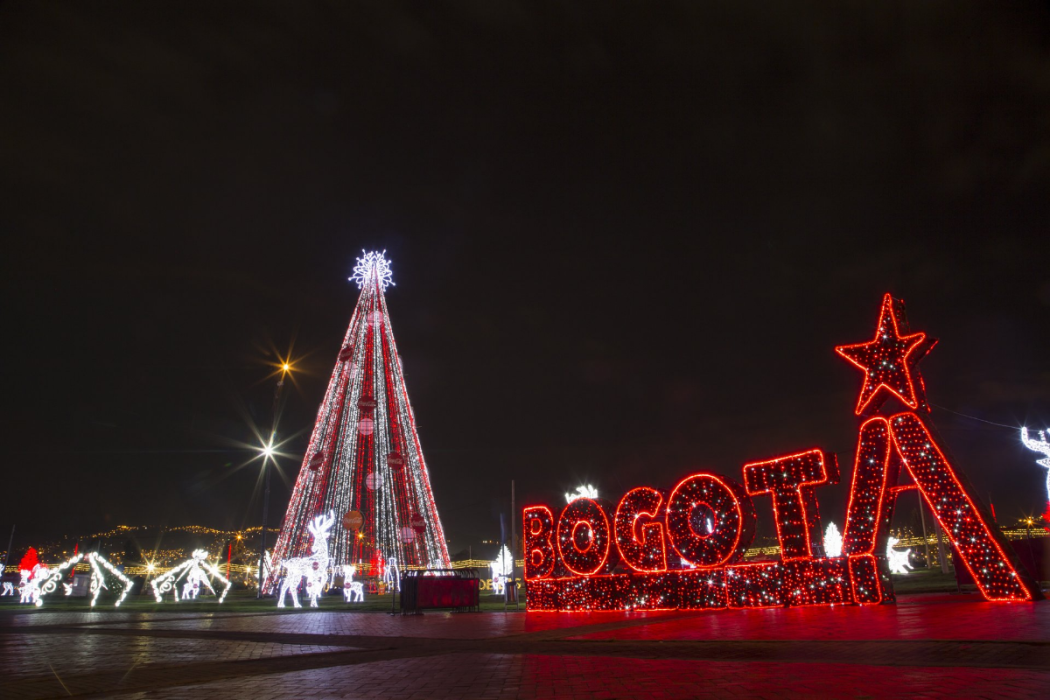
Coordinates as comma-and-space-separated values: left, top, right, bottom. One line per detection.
257, 359, 294, 597
257, 436, 276, 597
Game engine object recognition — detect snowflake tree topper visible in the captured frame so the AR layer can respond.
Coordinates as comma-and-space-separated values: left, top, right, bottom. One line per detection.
350, 250, 395, 290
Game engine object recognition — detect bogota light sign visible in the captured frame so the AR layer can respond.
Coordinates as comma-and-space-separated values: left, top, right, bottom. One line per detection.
523, 294, 1042, 611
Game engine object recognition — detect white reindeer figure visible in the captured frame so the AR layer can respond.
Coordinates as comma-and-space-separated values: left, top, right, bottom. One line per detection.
1021, 427, 1050, 508
341, 565, 364, 602
277, 512, 335, 609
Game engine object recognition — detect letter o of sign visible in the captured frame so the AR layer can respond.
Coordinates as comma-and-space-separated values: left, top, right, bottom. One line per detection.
666, 473, 756, 568
557, 498, 614, 576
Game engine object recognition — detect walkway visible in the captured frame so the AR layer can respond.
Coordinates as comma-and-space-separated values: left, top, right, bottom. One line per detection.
1, 594, 1048, 698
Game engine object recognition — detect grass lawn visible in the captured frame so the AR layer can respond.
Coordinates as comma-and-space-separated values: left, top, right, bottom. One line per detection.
0, 588, 524, 614
2, 569, 994, 615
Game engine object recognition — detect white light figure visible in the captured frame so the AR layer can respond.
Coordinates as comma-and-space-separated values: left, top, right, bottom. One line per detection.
565, 485, 598, 503
18, 566, 48, 605
151, 550, 231, 603
490, 545, 513, 595
89, 560, 109, 602
824, 522, 843, 558
1020, 427, 1050, 508
277, 512, 335, 609
86, 553, 133, 607
33, 553, 132, 607
341, 565, 364, 602
349, 250, 394, 290
0, 581, 13, 596
886, 536, 913, 575
383, 555, 400, 592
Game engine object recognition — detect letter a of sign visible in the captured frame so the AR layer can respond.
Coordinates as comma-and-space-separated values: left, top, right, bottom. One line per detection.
837, 295, 1041, 603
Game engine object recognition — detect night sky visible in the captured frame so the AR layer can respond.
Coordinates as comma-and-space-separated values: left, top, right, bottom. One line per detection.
2, 2, 1048, 552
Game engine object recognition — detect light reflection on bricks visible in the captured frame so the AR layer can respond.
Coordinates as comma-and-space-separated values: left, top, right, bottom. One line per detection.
1, 594, 1047, 699
120, 653, 1050, 700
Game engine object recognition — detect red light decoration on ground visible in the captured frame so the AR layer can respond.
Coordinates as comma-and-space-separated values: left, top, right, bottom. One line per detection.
835, 293, 936, 416
524, 293, 1041, 611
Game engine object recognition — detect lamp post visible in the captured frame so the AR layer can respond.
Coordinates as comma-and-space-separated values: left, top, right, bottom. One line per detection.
257, 438, 275, 597
257, 362, 292, 598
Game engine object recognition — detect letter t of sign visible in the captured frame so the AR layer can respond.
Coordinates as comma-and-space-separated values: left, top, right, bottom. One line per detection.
743, 449, 839, 560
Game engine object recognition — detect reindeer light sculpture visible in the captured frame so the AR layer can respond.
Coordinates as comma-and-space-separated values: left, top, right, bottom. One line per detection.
277, 512, 335, 608
341, 565, 364, 602
151, 549, 232, 604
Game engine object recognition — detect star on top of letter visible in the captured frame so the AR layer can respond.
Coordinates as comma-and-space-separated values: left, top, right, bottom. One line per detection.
835, 293, 937, 416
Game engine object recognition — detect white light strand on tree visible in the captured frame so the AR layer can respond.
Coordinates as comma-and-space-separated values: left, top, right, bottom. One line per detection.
823, 521, 843, 558
565, 485, 598, 503
150, 550, 232, 603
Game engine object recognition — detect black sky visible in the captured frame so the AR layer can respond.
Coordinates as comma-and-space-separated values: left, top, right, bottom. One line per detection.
2, 1, 1049, 551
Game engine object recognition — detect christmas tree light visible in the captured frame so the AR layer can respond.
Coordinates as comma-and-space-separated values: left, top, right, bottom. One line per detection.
267, 251, 451, 593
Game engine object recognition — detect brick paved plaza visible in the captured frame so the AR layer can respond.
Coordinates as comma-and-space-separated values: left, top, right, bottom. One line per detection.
1, 593, 1048, 699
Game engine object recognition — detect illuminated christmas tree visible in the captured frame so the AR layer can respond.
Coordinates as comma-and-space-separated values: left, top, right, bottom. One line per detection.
266, 252, 450, 590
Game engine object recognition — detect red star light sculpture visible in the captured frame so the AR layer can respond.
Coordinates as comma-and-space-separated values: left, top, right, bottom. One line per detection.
835, 293, 937, 416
